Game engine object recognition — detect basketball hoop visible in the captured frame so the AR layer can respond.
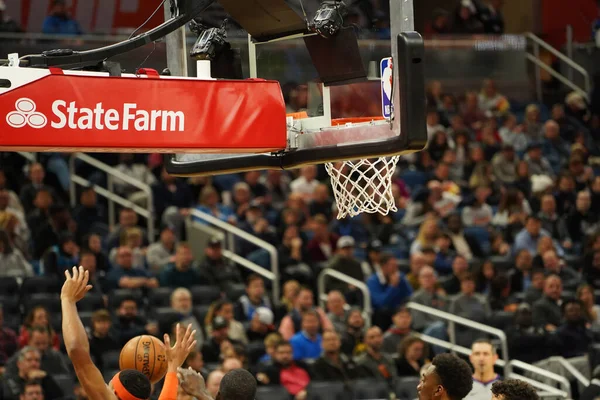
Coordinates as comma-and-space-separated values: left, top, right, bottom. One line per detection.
325, 118, 399, 219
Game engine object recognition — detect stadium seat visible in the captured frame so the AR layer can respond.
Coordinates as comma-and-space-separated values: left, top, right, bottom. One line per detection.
193, 305, 211, 328
109, 289, 144, 309
53, 374, 74, 398
488, 311, 515, 331
399, 170, 428, 190
352, 379, 391, 399
148, 287, 175, 308
246, 341, 266, 366
255, 386, 290, 400
189, 285, 221, 305
79, 311, 94, 328
488, 256, 513, 272
0, 277, 19, 298
103, 369, 119, 383
395, 377, 419, 400
307, 381, 348, 400
21, 276, 61, 296
3, 313, 21, 331
225, 283, 246, 302
153, 307, 182, 333
77, 292, 105, 312
24, 293, 61, 314
103, 350, 121, 370
0, 296, 20, 315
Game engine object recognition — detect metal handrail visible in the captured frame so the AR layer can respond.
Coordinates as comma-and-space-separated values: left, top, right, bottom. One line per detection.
526, 54, 588, 99
317, 268, 372, 327
414, 332, 570, 399
222, 249, 276, 281
17, 152, 36, 162
189, 208, 279, 304
547, 356, 590, 387
68, 153, 155, 241
406, 302, 510, 376
509, 359, 572, 398
525, 32, 591, 103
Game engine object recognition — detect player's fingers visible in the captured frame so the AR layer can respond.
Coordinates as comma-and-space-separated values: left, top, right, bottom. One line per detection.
64, 269, 71, 280
163, 333, 170, 348
187, 340, 197, 352
85, 285, 93, 292
72, 266, 78, 280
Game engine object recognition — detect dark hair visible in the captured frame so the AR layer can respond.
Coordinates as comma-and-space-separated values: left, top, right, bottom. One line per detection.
490, 379, 539, 400
431, 353, 473, 400
29, 326, 49, 336
246, 274, 263, 287
118, 369, 151, 400
398, 335, 428, 360
472, 338, 496, 354
204, 299, 233, 327
301, 309, 319, 321
379, 252, 395, 266
218, 369, 257, 400
21, 380, 42, 395
561, 298, 582, 313
79, 250, 95, 259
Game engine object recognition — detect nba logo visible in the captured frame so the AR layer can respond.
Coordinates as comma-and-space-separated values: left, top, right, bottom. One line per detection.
380, 57, 393, 119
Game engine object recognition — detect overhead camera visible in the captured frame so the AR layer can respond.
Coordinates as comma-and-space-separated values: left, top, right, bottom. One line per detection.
309, 1, 348, 38
189, 19, 229, 61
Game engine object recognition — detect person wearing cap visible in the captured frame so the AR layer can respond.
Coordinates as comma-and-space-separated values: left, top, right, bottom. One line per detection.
200, 238, 243, 291
491, 144, 518, 184
524, 142, 554, 178
201, 316, 235, 364
361, 240, 383, 277
246, 307, 275, 342
325, 236, 365, 296
146, 225, 177, 274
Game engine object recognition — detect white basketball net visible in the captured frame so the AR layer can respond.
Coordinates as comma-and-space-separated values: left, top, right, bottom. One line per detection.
325, 156, 400, 219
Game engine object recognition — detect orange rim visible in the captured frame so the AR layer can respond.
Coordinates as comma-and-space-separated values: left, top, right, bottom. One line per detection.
331, 117, 385, 126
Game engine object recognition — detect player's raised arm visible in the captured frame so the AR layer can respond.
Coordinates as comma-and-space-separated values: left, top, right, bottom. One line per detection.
61, 266, 115, 400
178, 367, 214, 400
159, 323, 197, 400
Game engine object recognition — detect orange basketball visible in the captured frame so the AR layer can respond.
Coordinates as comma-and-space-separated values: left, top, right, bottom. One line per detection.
119, 335, 168, 384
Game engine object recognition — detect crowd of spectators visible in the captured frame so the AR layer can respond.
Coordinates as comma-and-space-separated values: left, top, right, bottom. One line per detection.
0, 73, 600, 399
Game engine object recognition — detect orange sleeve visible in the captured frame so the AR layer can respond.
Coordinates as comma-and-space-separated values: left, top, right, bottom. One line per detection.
158, 372, 178, 400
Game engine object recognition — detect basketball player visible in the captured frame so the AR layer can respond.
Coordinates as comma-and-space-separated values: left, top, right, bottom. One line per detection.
417, 354, 474, 400
176, 367, 256, 400
490, 380, 539, 400
61, 266, 197, 400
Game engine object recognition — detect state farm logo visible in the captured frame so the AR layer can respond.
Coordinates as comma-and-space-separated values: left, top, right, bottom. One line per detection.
6, 98, 48, 129
5, 98, 185, 132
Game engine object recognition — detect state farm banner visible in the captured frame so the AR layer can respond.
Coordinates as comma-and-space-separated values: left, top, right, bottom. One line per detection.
0, 68, 287, 153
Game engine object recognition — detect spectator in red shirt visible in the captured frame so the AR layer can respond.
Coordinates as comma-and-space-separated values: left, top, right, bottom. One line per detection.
256, 341, 311, 399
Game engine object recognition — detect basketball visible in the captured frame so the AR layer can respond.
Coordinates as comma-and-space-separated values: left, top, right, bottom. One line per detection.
119, 335, 168, 384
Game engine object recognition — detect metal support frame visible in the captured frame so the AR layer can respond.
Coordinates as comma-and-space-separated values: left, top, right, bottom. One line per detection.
317, 268, 372, 328
164, 1, 189, 77
69, 153, 155, 242
190, 208, 280, 304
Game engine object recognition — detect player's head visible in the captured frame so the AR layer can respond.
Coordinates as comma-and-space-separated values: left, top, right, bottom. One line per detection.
215, 369, 257, 400
417, 354, 473, 400
490, 379, 539, 400
109, 370, 152, 400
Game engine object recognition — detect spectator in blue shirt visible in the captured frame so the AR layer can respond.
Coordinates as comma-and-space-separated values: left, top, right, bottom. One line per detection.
42, 0, 82, 35
159, 243, 203, 289
367, 253, 413, 328
290, 310, 323, 360
541, 120, 570, 175
106, 246, 159, 291
514, 215, 563, 257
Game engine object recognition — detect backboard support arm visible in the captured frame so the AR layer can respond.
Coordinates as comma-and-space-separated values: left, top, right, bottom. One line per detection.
165, 0, 427, 176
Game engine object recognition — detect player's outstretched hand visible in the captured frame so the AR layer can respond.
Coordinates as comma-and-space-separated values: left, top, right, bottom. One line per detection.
164, 323, 197, 372
61, 266, 92, 303
177, 367, 206, 399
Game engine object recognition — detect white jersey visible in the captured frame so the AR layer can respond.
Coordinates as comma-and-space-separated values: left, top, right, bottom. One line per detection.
466, 375, 500, 400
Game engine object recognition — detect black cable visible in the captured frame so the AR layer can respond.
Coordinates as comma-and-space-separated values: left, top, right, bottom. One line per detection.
128, 0, 169, 40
